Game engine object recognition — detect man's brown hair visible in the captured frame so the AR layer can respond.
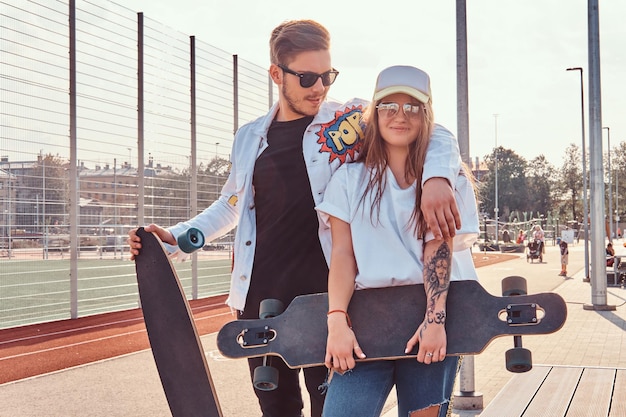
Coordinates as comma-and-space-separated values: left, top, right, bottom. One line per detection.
269, 20, 330, 65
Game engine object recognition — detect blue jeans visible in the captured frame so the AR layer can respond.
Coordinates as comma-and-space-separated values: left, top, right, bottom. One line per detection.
322, 357, 458, 417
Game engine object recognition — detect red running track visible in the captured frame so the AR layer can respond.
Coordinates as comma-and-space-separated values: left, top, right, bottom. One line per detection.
0, 295, 233, 384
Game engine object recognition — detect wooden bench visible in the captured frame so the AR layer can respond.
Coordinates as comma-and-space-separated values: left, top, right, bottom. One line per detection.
481, 365, 626, 416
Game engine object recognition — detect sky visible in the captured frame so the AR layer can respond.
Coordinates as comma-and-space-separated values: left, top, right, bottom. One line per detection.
121, 0, 625, 168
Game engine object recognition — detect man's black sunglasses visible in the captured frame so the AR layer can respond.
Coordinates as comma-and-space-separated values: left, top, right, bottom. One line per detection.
278, 64, 339, 88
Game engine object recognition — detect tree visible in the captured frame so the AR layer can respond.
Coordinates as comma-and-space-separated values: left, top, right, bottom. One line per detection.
527, 155, 556, 216
611, 141, 626, 226
480, 147, 529, 219
558, 144, 583, 222
149, 168, 190, 226
143, 156, 232, 227
198, 157, 230, 210
17, 153, 69, 229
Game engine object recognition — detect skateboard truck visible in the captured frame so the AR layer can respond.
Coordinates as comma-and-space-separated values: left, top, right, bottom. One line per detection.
237, 326, 277, 347
505, 303, 539, 325
502, 276, 533, 373
251, 299, 284, 391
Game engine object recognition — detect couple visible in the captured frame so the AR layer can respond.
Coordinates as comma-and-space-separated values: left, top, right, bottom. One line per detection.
128, 19, 479, 417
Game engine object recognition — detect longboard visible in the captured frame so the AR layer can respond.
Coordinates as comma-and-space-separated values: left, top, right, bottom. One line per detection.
217, 280, 567, 370
134, 227, 222, 417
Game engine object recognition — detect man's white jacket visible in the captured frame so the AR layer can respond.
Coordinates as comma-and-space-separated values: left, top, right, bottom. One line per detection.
166, 98, 461, 311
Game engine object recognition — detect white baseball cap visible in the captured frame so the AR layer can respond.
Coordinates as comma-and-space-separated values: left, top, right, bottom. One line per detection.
373, 65, 431, 104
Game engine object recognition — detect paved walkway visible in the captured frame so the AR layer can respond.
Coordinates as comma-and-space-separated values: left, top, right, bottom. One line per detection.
387, 239, 626, 417
1, 240, 625, 416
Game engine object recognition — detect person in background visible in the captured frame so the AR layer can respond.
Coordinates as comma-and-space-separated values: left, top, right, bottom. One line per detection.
532, 224, 545, 255
128, 21, 464, 417
516, 229, 525, 244
559, 240, 569, 276
502, 228, 511, 243
607, 242, 615, 267
318, 65, 480, 417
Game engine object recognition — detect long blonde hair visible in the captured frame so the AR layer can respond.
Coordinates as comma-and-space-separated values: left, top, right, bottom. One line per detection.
356, 97, 435, 238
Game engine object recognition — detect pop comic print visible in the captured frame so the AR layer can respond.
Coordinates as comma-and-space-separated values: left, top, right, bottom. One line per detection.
316, 105, 364, 164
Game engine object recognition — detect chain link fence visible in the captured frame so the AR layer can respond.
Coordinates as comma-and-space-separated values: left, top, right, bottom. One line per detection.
0, 0, 276, 328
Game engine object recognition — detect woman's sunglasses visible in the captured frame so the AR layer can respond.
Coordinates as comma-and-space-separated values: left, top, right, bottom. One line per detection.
278, 64, 339, 88
376, 102, 423, 119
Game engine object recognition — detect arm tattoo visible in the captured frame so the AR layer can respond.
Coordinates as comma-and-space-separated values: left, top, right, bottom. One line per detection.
420, 242, 451, 334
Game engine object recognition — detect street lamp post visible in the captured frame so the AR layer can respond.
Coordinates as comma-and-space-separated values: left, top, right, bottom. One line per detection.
483, 214, 488, 242
556, 217, 559, 240
493, 114, 499, 248
616, 172, 620, 239
603, 126, 612, 241
566, 67, 590, 281
482, 214, 488, 258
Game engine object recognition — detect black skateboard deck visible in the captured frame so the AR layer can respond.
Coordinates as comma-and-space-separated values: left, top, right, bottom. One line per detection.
217, 280, 566, 369
134, 227, 222, 417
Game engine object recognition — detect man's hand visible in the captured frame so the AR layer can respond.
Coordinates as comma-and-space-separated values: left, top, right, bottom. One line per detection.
421, 178, 461, 239
127, 224, 175, 260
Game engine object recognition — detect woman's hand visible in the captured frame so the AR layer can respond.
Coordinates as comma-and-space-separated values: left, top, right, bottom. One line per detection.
325, 314, 366, 372
406, 312, 447, 364
410, 238, 452, 364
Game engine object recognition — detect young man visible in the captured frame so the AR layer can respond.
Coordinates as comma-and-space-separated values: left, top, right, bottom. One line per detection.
129, 19, 462, 417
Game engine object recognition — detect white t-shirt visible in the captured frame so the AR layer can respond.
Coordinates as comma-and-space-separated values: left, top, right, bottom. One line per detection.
316, 162, 479, 289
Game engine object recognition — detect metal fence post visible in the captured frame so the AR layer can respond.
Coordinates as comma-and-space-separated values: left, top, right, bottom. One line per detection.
453, 355, 483, 410
69, 0, 78, 319
190, 35, 199, 299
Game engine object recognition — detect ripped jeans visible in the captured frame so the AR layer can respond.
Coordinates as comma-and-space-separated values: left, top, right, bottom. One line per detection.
322, 356, 458, 417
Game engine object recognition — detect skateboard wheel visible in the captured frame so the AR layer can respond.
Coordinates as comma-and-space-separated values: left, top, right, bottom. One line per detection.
259, 299, 284, 319
253, 365, 279, 391
502, 276, 528, 296
505, 347, 532, 373
177, 228, 205, 253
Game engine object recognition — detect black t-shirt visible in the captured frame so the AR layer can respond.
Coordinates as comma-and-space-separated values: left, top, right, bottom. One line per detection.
243, 116, 328, 318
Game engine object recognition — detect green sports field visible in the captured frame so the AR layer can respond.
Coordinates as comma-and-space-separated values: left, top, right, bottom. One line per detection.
0, 255, 232, 329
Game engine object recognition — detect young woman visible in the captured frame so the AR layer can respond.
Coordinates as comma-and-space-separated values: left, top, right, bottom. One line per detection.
532, 225, 546, 254
316, 65, 480, 417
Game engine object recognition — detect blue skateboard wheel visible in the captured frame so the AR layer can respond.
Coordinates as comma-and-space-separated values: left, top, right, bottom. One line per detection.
177, 228, 205, 253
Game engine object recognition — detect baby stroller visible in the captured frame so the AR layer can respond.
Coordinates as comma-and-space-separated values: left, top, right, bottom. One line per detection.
526, 239, 543, 263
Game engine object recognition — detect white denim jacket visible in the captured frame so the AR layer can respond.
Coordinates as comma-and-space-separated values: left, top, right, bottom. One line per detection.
167, 98, 461, 311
